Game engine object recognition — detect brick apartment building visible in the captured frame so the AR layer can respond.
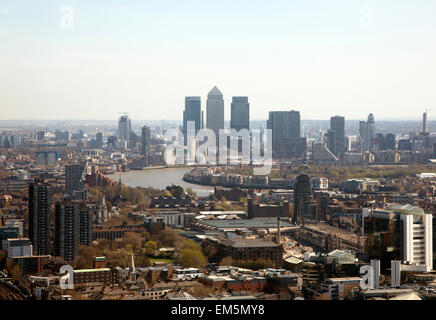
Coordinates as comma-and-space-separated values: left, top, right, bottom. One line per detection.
208, 236, 283, 267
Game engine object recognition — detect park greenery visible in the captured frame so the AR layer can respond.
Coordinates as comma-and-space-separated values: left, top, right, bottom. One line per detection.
71, 228, 208, 271
219, 164, 433, 184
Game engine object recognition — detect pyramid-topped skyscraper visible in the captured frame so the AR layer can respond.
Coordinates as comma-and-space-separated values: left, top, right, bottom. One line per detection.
206, 86, 224, 140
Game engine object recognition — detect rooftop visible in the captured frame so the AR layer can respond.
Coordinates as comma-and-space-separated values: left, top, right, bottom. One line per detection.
74, 268, 111, 273
208, 86, 223, 97
196, 218, 296, 230
221, 237, 280, 248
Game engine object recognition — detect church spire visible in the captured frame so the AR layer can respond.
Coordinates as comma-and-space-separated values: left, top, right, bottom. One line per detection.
129, 252, 135, 273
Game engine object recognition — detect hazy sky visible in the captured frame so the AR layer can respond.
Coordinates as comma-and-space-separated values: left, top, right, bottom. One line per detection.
1, 0, 436, 121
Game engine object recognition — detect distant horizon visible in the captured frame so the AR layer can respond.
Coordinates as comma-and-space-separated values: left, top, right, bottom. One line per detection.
1, 1, 435, 120
0, 117, 434, 122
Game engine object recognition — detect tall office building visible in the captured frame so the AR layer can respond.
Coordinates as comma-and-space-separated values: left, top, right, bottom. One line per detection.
376, 133, 385, 152
206, 86, 224, 140
95, 132, 103, 149
328, 116, 345, 157
267, 111, 305, 159
55, 201, 80, 262
326, 130, 336, 154
118, 115, 131, 143
65, 163, 87, 196
267, 111, 300, 147
293, 174, 313, 224
359, 114, 376, 153
183, 97, 203, 133
230, 97, 250, 131
141, 126, 151, 166
384, 133, 396, 150
28, 182, 51, 255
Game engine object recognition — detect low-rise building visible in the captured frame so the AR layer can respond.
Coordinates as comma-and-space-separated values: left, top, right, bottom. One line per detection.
321, 277, 361, 300
2, 238, 33, 258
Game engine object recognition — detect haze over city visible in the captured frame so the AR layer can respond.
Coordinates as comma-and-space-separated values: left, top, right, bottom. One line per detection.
1, 0, 436, 120
4, 0, 436, 308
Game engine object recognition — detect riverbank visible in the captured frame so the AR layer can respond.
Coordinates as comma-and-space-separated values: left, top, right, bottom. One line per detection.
107, 167, 215, 197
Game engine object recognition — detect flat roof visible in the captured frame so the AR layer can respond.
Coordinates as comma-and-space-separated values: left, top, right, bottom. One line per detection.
93, 256, 106, 261
221, 237, 280, 248
200, 211, 247, 215
74, 268, 111, 273
197, 218, 296, 229
325, 277, 362, 283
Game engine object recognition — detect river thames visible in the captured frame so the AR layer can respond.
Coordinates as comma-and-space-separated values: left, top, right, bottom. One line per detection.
108, 167, 214, 197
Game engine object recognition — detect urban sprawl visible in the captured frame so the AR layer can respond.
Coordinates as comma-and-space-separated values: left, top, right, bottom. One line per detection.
1, 87, 436, 301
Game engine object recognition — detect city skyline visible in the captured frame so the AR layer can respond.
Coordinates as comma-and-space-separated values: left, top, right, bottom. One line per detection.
1, 1, 436, 120
3, 1, 436, 305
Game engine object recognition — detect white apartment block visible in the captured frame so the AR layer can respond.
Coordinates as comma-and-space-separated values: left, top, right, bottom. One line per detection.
402, 211, 433, 272
2, 238, 33, 258
155, 211, 184, 228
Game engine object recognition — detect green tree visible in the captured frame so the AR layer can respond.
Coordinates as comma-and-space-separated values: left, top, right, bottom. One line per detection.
145, 241, 158, 256
177, 249, 206, 268
181, 239, 201, 251
163, 190, 173, 197
166, 185, 184, 198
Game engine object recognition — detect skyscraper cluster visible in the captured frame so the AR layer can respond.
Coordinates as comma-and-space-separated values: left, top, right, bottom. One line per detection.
181, 86, 250, 147
28, 167, 98, 262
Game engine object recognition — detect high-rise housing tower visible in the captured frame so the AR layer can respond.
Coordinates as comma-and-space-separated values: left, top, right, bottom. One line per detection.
28, 182, 51, 255
79, 204, 92, 246
55, 201, 80, 262
293, 174, 312, 224
206, 86, 224, 140
65, 163, 87, 196
141, 126, 151, 166
230, 97, 250, 131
